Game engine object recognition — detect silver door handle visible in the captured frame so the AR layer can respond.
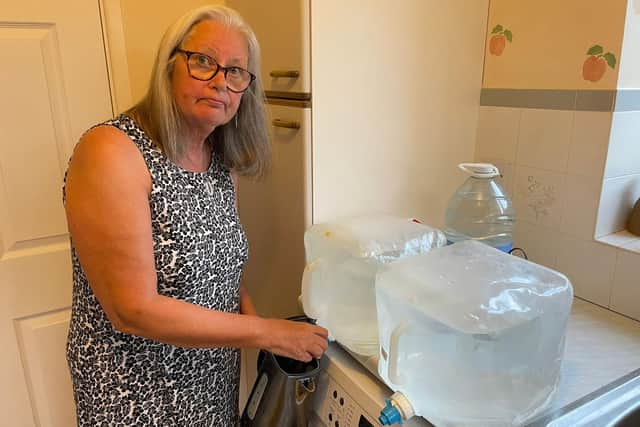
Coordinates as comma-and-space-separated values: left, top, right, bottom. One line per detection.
269, 70, 300, 78
272, 119, 300, 129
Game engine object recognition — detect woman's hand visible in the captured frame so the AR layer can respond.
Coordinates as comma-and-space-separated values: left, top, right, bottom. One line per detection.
261, 319, 328, 362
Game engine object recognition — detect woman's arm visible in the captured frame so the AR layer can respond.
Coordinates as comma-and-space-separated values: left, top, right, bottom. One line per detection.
64, 126, 326, 361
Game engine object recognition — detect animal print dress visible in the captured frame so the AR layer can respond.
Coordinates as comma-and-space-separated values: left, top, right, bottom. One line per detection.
65, 115, 249, 426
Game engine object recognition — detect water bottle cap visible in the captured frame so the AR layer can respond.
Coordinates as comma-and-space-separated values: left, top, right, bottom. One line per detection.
458, 163, 500, 178
379, 400, 403, 425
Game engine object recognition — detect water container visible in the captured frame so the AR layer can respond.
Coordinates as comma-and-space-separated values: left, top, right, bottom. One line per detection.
376, 240, 573, 427
444, 163, 515, 252
301, 215, 446, 356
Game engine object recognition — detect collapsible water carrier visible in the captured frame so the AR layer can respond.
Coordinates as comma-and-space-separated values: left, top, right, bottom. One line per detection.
376, 240, 573, 426
301, 215, 446, 356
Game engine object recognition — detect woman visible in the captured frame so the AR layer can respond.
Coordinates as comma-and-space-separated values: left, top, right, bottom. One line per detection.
64, 5, 328, 426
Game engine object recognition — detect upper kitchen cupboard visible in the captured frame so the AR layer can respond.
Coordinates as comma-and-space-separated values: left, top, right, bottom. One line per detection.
226, 0, 310, 97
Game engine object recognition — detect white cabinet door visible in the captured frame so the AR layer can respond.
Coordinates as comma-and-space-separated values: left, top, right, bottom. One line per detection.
237, 103, 312, 406
0, 1, 113, 426
226, 0, 310, 97
238, 103, 312, 319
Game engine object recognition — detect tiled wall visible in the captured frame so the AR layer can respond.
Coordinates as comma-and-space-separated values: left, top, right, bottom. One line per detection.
475, 106, 640, 321
476, 0, 640, 321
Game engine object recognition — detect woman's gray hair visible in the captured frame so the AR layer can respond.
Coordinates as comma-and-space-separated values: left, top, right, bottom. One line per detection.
126, 5, 270, 178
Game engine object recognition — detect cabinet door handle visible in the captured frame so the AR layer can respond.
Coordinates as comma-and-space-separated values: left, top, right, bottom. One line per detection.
272, 119, 300, 129
269, 70, 300, 78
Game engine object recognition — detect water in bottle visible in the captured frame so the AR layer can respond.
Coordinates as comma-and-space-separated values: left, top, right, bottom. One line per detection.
444, 163, 515, 252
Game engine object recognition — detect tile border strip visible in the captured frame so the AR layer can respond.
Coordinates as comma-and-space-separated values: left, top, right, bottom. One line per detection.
480, 89, 640, 112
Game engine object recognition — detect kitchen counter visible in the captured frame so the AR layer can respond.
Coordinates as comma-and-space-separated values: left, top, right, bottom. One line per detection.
539, 297, 640, 414
347, 297, 640, 425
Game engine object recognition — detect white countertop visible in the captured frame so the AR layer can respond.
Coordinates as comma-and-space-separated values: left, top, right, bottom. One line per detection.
545, 297, 640, 412
344, 297, 640, 424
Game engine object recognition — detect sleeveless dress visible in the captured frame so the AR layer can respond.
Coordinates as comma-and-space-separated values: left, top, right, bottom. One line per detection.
64, 114, 249, 426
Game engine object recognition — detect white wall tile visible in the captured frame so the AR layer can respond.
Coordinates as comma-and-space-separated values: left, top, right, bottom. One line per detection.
556, 235, 617, 307
516, 109, 573, 173
475, 107, 521, 163
560, 174, 602, 240
568, 111, 612, 178
513, 221, 559, 268
596, 174, 640, 237
604, 111, 640, 178
610, 249, 640, 320
514, 165, 566, 228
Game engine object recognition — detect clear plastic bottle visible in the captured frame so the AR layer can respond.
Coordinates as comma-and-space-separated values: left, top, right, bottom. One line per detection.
444, 163, 515, 252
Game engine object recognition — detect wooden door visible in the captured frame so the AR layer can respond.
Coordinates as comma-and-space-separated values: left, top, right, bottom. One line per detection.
0, 0, 113, 425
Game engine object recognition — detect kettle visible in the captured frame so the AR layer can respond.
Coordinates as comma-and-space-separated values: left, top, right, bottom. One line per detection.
241, 316, 321, 427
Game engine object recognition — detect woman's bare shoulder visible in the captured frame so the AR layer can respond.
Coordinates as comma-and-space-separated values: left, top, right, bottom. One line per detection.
67, 123, 150, 191
76, 124, 138, 156
73, 124, 147, 173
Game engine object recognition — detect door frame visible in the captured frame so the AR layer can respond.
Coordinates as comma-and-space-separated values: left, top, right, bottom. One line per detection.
98, 0, 132, 114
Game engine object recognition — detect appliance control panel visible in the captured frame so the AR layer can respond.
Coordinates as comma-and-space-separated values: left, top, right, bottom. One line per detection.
312, 375, 381, 427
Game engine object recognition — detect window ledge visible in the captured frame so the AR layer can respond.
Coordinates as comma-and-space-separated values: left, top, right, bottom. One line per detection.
597, 230, 640, 253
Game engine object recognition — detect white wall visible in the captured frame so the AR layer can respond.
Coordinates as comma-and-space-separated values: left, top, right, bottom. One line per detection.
617, 0, 640, 89
310, 0, 488, 226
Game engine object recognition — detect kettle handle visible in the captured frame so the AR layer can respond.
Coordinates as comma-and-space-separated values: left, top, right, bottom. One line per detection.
388, 320, 412, 386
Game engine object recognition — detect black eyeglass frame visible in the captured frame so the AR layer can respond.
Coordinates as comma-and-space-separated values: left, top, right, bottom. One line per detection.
174, 48, 256, 93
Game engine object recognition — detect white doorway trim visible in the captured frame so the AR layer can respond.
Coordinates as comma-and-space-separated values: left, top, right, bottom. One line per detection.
98, 0, 132, 114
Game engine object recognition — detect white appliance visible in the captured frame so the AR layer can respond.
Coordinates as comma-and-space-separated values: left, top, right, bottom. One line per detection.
309, 343, 432, 427
228, 0, 489, 414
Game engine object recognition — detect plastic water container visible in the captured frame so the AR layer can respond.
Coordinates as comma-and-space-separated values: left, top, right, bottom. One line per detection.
301, 215, 447, 356
444, 163, 515, 252
376, 240, 573, 426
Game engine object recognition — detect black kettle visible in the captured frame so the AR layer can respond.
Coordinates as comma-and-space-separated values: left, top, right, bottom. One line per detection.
240, 316, 321, 427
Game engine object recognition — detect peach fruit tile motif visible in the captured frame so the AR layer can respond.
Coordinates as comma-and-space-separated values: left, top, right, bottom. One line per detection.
489, 25, 512, 56
583, 45, 617, 82
483, 0, 626, 90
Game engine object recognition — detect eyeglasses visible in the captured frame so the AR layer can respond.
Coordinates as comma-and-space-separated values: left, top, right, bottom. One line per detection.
175, 49, 256, 93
